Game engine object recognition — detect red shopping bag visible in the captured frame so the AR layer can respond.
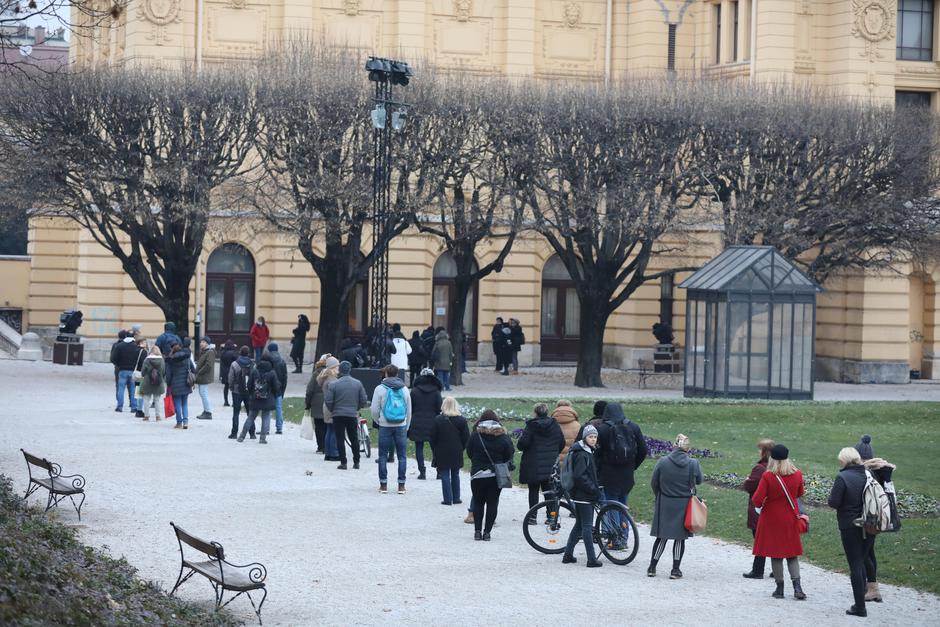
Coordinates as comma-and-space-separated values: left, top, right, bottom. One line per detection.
164, 388, 175, 418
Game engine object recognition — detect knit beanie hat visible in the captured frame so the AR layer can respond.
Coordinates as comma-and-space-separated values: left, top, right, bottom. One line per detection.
854, 435, 873, 461
165, 321, 176, 332
582, 424, 598, 439
770, 444, 789, 460
268, 342, 279, 352
325, 356, 340, 368
339, 360, 352, 375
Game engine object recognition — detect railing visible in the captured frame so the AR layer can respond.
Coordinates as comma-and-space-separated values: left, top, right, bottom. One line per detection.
0, 317, 22, 356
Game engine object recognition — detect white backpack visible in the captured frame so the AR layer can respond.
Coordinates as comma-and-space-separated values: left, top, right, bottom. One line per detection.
859, 470, 892, 536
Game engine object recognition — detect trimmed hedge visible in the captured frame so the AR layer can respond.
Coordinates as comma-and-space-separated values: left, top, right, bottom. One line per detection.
0, 474, 241, 626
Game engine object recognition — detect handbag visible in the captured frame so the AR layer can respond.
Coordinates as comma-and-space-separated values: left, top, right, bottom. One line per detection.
684, 463, 708, 533
164, 391, 176, 418
480, 435, 512, 489
300, 409, 315, 440
776, 474, 809, 534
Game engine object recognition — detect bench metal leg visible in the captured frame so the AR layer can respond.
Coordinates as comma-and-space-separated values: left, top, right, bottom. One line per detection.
69, 493, 86, 521
170, 568, 196, 596
24, 482, 40, 500
247, 588, 267, 626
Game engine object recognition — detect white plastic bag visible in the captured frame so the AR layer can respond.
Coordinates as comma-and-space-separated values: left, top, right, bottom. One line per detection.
300, 409, 314, 440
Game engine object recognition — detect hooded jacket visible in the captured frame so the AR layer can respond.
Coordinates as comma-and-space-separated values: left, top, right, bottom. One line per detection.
370, 376, 413, 428
265, 346, 288, 395
431, 331, 454, 371
651, 449, 703, 540
247, 358, 279, 411
155, 323, 181, 356
466, 421, 515, 477
552, 405, 580, 461
305, 365, 326, 418
249, 322, 269, 348
138, 355, 166, 395
111, 337, 141, 371
566, 439, 602, 502
317, 366, 339, 422
390, 334, 412, 371
228, 356, 254, 396
430, 413, 470, 470
164, 347, 194, 396
595, 403, 648, 494
219, 343, 238, 383
408, 374, 442, 442
517, 414, 565, 484
326, 372, 369, 419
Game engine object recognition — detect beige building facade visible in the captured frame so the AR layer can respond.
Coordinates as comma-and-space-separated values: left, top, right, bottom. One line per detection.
5, 0, 939, 382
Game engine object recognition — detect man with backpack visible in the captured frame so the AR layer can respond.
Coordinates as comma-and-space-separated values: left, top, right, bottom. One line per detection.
325, 360, 369, 470
237, 353, 280, 444
370, 364, 413, 494
265, 343, 289, 434
595, 403, 648, 544
227, 346, 255, 440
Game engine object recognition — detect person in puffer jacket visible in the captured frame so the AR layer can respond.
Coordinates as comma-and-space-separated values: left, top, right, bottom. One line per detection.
517, 403, 564, 523
561, 425, 603, 568
137, 346, 166, 422
237, 355, 279, 444
227, 347, 255, 439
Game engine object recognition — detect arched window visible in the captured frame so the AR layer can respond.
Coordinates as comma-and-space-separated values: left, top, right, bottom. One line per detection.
540, 255, 580, 361
432, 251, 479, 359
205, 243, 255, 346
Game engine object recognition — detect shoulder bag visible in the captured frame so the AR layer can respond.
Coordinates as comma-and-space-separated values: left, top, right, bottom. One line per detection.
776, 474, 809, 534
480, 436, 512, 489
684, 461, 708, 533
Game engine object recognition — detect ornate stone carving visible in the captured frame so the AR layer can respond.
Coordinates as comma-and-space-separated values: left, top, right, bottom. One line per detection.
136, 0, 182, 44
343, 0, 360, 16
229, 0, 247, 8
454, 0, 471, 22
851, 0, 895, 62
563, 2, 582, 28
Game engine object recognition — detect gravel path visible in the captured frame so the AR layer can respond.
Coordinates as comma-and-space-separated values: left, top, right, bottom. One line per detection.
1, 361, 938, 626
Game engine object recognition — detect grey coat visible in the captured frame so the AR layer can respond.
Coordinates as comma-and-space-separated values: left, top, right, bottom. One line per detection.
650, 449, 703, 540
325, 374, 368, 418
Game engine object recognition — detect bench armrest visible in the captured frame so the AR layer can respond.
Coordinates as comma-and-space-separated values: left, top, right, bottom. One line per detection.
223, 559, 267, 584
58, 473, 86, 490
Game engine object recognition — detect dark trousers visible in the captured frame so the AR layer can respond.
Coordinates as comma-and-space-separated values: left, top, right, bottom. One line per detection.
313, 417, 327, 452
333, 416, 360, 465
564, 501, 597, 562
471, 477, 502, 533
526, 480, 552, 519
864, 537, 877, 583
222, 382, 230, 405
231, 395, 252, 436
750, 529, 765, 574
415, 441, 427, 473
840, 527, 876, 610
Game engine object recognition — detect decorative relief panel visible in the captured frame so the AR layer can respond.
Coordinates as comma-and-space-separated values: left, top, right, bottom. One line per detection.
136, 0, 183, 45
204, 3, 268, 57
429, 0, 498, 71
322, 0, 382, 49
536, 0, 602, 78
850, 0, 895, 63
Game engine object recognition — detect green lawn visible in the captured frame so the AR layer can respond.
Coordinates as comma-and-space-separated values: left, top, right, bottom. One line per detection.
283, 397, 940, 596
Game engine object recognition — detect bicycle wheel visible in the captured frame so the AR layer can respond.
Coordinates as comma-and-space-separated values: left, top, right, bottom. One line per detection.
523, 501, 574, 555
360, 425, 372, 458
594, 502, 639, 565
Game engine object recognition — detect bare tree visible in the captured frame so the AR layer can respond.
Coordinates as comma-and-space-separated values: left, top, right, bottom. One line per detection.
508, 80, 706, 387
0, 66, 258, 333
250, 45, 428, 358
698, 83, 940, 282
410, 73, 522, 384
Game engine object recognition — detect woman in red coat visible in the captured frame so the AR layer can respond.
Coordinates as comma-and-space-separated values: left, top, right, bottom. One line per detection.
250, 316, 270, 362
751, 444, 807, 601
743, 438, 775, 579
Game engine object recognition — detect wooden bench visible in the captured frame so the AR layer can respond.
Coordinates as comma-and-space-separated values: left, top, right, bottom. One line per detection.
170, 522, 268, 625
21, 449, 86, 520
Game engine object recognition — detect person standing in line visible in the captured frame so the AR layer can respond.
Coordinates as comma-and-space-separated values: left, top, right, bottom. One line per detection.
490, 317, 505, 372
325, 360, 369, 470
237, 353, 279, 444
111, 330, 140, 414
496, 325, 513, 375
389, 323, 412, 380
371, 364, 413, 493
431, 328, 454, 391
420, 325, 436, 369
164, 340, 195, 429
290, 314, 310, 373
829, 446, 875, 617
648, 434, 702, 579
305, 354, 330, 454
137, 346, 165, 422
227, 346, 255, 439
219, 339, 238, 407
407, 330, 427, 387
430, 396, 470, 506
752, 444, 807, 600
595, 403, 648, 544
408, 367, 442, 480
855, 434, 895, 604
154, 321, 181, 356
743, 439, 776, 579
265, 343, 288, 434
508, 318, 525, 374
466, 409, 515, 541
110, 330, 126, 400
561, 424, 604, 567
552, 399, 580, 462
132, 337, 149, 418
576, 400, 608, 441
249, 316, 269, 362
317, 356, 341, 461
517, 403, 564, 524
195, 336, 216, 420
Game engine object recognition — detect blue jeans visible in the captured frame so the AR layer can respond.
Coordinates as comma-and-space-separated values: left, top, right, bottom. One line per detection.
275, 395, 284, 432
172, 394, 189, 425
439, 467, 461, 504
241, 409, 271, 438
116, 370, 138, 411
378, 426, 407, 485
435, 369, 451, 390
198, 384, 211, 413
254, 346, 263, 362
603, 489, 630, 543
324, 425, 339, 458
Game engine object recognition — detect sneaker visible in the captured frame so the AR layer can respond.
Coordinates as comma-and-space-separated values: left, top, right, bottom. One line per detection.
237, 435, 245, 442
525, 518, 537, 526
183, 424, 189, 429
417, 472, 426, 480
474, 531, 483, 541
647, 565, 656, 577
315, 449, 324, 455
249, 434, 257, 440
454, 500, 463, 505
135, 410, 145, 418
398, 483, 406, 494
586, 560, 603, 568
228, 433, 237, 439
223, 402, 230, 407
337, 464, 348, 470
441, 501, 452, 506
197, 412, 212, 420
115, 408, 123, 413
481, 531, 491, 541
379, 483, 388, 493
562, 554, 577, 564
173, 423, 182, 429
669, 568, 683, 579
275, 430, 282, 434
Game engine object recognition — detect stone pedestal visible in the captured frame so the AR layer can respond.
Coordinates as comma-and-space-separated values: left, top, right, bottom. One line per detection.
16, 332, 43, 361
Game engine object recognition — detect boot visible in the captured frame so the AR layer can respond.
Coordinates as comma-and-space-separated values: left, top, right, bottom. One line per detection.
417, 470, 426, 480
792, 578, 806, 600
586, 559, 603, 568
647, 560, 657, 577
743, 556, 765, 579
259, 434, 267, 444
772, 580, 785, 599
379, 483, 388, 493
865, 582, 882, 602
464, 511, 474, 524
846, 605, 868, 617
562, 554, 577, 564
474, 530, 483, 541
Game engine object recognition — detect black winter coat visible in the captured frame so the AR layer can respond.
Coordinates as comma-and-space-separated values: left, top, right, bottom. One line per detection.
219, 345, 238, 384
466, 426, 515, 476
828, 464, 868, 530
517, 415, 564, 484
429, 413, 470, 470
267, 352, 288, 396
408, 375, 443, 442
510, 325, 525, 352
566, 440, 602, 502
111, 340, 141, 371
339, 343, 366, 367
595, 404, 648, 494
408, 336, 426, 369
247, 358, 279, 411
164, 348, 194, 396
290, 319, 309, 358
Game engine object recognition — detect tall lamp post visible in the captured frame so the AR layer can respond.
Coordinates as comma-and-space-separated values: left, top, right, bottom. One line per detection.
365, 56, 411, 366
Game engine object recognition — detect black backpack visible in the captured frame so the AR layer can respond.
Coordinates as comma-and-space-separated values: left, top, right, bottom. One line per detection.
235, 362, 251, 398
148, 363, 161, 387
252, 368, 271, 400
605, 420, 637, 465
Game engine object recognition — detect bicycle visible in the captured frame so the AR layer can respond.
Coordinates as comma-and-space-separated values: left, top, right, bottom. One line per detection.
522, 463, 639, 565
344, 418, 372, 458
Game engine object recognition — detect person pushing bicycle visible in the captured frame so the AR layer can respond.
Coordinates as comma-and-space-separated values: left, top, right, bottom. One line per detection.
561, 425, 604, 568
